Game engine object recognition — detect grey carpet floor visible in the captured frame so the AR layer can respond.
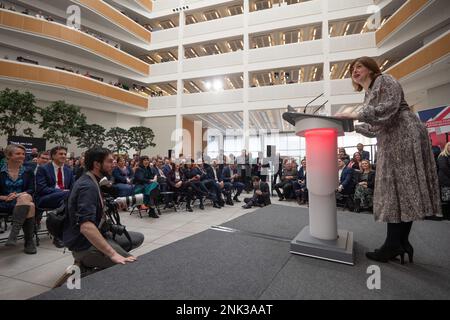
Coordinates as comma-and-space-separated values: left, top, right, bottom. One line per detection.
34, 204, 450, 300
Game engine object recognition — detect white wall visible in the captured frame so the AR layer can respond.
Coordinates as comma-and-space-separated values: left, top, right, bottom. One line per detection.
140, 115, 177, 156
426, 83, 450, 109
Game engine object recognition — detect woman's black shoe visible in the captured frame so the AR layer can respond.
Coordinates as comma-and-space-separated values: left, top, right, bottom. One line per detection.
366, 246, 405, 264
148, 208, 159, 218
403, 243, 414, 263
353, 199, 361, 213
186, 206, 193, 212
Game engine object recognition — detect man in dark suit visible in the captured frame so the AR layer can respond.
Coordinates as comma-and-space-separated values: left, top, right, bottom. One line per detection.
293, 158, 308, 204
162, 158, 172, 176
210, 159, 233, 206
242, 176, 271, 209
357, 143, 370, 161
35, 146, 74, 210
25, 147, 39, 163
337, 158, 354, 195
222, 163, 244, 203
192, 160, 221, 208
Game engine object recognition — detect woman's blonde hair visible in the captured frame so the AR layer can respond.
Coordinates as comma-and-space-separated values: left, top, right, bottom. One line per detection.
4, 144, 26, 159
439, 142, 450, 158
360, 159, 372, 171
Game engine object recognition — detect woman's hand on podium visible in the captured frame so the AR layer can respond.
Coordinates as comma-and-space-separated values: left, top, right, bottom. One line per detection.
335, 112, 358, 120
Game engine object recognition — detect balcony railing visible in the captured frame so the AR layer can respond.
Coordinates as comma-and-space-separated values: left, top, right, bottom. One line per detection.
386, 31, 450, 80
73, 0, 151, 43
0, 9, 150, 75
0, 60, 148, 109
135, 0, 153, 12
375, 0, 429, 45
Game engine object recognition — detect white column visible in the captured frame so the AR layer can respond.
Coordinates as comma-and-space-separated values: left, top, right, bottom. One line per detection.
243, 0, 250, 151
321, 0, 331, 116
194, 120, 203, 160
175, 1, 185, 158
174, 113, 183, 158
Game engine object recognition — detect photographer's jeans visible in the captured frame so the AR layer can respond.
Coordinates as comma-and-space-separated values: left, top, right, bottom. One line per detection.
72, 231, 144, 269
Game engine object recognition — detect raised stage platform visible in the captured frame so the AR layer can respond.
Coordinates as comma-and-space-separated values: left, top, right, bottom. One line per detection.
34, 204, 450, 300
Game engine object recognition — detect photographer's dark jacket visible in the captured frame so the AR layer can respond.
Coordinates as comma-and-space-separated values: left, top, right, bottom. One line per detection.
63, 173, 104, 252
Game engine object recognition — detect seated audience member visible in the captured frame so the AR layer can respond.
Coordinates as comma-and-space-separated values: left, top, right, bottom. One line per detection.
337, 158, 354, 197
34, 151, 50, 175
35, 146, 73, 210
222, 162, 244, 203
66, 158, 75, 170
438, 142, 450, 220
63, 147, 144, 270
112, 157, 134, 197
33, 151, 50, 227
431, 139, 441, 163
356, 143, 370, 161
204, 159, 225, 207
192, 159, 221, 209
0, 145, 37, 254
338, 148, 350, 165
211, 159, 233, 206
167, 162, 193, 212
154, 158, 172, 208
133, 156, 159, 218
347, 152, 362, 171
129, 159, 137, 173
353, 159, 375, 212
163, 158, 172, 175
73, 156, 86, 181
25, 147, 39, 163
242, 176, 271, 209
274, 161, 297, 201
293, 158, 308, 205
183, 161, 208, 210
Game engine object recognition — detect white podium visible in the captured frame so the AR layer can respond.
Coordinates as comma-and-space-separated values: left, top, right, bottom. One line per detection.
283, 111, 355, 265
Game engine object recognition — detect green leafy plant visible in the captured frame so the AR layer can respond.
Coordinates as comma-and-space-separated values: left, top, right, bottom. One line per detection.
126, 126, 156, 156
76, 123, 106, 149
106, 127, 129, 154
0, 88, 38, 137
39, 100, 87, 146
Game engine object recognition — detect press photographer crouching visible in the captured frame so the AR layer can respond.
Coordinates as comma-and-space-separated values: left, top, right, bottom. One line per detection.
62, 147, 144, 270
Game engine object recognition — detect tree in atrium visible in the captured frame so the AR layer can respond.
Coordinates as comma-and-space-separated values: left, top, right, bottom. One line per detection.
39, 100, 87, 146
76, 123, 107, 149
126, 126, 156, 156
0, 88, 39, 137
106, 127, 130, 154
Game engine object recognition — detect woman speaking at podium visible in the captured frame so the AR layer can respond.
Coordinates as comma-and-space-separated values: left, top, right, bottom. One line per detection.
335, 56, 440, 264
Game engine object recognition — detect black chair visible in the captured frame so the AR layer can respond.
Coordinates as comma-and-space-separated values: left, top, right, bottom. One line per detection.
34, 208, 52, 247
129, 205, 147, 218
0, 210, 9, 234
157, 191, 177, 214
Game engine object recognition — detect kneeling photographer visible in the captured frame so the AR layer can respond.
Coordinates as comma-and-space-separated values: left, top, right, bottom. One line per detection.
63, 147, 144, 270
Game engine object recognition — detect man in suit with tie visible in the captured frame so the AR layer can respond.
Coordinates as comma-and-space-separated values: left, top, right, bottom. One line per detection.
242, 176, 271, 209
35, 146, 74, 210
357, 143, 370, 161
